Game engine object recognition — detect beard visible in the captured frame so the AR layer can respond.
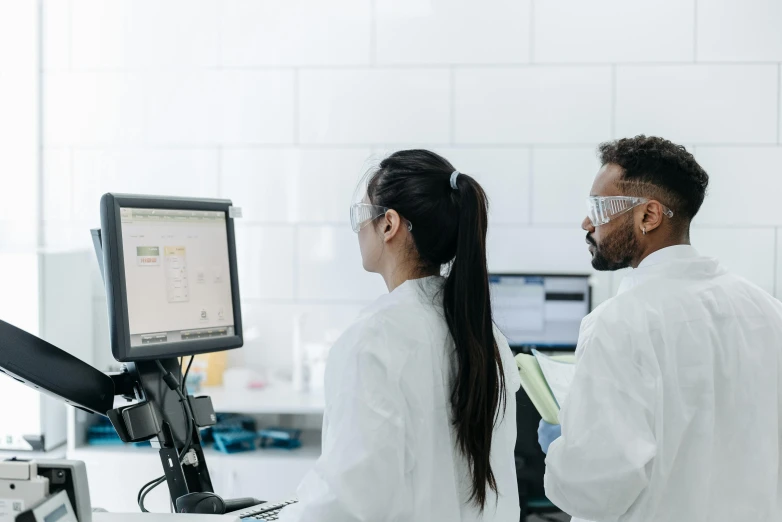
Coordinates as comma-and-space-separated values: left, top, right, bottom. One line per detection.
588, 216, 638, 272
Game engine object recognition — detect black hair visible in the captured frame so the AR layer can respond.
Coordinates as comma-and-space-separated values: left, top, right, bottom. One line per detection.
367, 149, 506, 510
598, 135, 709, 222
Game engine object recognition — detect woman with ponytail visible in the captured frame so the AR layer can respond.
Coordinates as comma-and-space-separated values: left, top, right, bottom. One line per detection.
280, 150, 521, 522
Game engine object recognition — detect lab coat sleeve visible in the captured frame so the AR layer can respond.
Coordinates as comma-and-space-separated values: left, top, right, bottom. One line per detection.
544, 315, 658, 522
279, 336, 410, 522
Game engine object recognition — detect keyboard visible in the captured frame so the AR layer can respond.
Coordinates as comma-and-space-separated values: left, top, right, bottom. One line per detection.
235, 500, 298, 521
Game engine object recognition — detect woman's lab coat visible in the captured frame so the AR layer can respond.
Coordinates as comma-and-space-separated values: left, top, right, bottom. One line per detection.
545, 246, 782, 522
279, 276, 521, 522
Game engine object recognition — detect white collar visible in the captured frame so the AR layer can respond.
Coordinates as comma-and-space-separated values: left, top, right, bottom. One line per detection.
616, 245, 703, 295
637, 244, 700, 269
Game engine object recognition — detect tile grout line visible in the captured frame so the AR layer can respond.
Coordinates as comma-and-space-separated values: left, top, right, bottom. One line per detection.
37, 0, 45, 249
528, 148, 534, 224
293, 68, 300, 145
54, 142, 782, 152
46, 138, 779, 152
37, 0, 47, 334
449, 66, 456, 145
216, 146, 222, 197
292, 224, 300, 301
215, 0, 222, 69
68, 147, 75, 221
53, 61, 782, 73
777, 64, 781, 144
693, 0, 698, 62
529, 0, 535, 63
611, 64, 617, 138
235, 222, 782, 230
67, 0, 73, 70
370, 0, 377, 66
774, 228, 779, 297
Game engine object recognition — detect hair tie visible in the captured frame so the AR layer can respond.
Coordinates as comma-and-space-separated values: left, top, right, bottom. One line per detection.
450, 170, 460, 190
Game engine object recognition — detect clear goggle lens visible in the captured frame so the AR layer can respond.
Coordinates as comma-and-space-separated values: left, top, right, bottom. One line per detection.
586, 196, 674, 227
350, 203, 388, 233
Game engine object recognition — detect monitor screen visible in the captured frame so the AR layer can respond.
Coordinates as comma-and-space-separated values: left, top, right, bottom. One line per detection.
490, 274, 590, 350
119, 207, 236, 349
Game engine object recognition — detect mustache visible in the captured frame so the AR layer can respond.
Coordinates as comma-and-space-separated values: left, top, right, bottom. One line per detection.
586, 233, 596, 246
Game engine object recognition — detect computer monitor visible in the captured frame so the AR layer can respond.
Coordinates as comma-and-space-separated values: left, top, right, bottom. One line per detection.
100, 194, 243, 362
490, 274, 591, 351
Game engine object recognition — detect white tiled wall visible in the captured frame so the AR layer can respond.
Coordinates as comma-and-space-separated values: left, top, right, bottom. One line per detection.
298, 69, 451, 144
615, 65, 779, 144
533, 0, 696, 63
0, 0, 45, 449
1, 1, 38, 255
453, 67, 613, 144
375, 0, 531, 65
39, 0, 782, 372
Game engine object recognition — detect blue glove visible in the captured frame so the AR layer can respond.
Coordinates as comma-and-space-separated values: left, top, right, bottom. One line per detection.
538, 420, 562, 455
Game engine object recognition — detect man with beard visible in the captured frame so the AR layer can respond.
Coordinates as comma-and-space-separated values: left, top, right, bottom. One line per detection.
537, 135, 782, 522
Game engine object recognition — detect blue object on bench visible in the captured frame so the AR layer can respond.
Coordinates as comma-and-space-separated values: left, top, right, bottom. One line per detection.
258, 428, 302, 450
203, 413, 257, 447
213, 430, 258, 454
87, 418, 123, 445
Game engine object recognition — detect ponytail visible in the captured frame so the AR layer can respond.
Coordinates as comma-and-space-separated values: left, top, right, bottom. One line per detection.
367, 150, 506, 510
444, 175, 506, 509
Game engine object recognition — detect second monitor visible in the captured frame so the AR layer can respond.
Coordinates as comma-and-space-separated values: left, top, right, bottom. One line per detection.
490, 273, 591, 351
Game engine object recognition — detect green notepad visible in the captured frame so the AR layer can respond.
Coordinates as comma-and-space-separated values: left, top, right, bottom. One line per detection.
515, 352, 576, 425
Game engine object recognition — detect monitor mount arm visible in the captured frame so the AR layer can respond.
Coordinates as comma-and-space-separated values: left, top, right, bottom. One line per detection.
0, 228, 220, 509
0, 320, 218, 506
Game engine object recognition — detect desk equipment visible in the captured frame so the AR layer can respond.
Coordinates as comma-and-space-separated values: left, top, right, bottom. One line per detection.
0, 459, 92, 522
490, 273, 590, 351
93, 514, 239, 522
14, 490, 77, 522
231, 500, 298, 521
0, 460, 49, 520
0, 195, 295, 515
34, 461, 91, 522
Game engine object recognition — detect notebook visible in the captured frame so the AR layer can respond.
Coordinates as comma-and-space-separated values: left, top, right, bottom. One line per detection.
515, 350, 576, 425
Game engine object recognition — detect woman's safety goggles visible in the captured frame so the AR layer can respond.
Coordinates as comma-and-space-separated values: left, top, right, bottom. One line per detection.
350, 203, 389, 233
586, 196, 674, 227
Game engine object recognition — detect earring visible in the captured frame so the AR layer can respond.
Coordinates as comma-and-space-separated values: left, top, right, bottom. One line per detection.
642, 227, 647, 236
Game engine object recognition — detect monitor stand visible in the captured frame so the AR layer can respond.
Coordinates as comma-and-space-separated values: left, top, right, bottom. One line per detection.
111, 358, 217, 503
91, 228, 219, 505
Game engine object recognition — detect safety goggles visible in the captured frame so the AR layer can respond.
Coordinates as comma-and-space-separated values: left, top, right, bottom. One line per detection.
586, 196, 674, 227
350, 203, 389, 233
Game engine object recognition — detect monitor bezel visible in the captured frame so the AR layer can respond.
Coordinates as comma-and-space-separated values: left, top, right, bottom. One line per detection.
101, 193, 244, 362
489, 272, 592, 351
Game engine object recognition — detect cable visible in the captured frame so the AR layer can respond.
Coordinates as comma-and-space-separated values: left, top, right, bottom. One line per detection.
177, 356, 196, 459
138, 476, 161, 505
183, 356, 194, 389
155, 359, 195, 461
138, 358, 197, 513
138, 476, 166, 512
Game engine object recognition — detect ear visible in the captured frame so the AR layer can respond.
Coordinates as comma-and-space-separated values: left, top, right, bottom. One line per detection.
639, 200, 665, 235
381, 209, 404, 243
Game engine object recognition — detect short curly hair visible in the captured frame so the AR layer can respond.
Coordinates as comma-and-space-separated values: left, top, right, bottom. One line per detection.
598, 135, 709, 221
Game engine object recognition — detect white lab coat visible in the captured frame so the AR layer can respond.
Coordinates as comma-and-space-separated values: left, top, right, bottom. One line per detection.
279, 276, 521, 522
545, 245, 782, 522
